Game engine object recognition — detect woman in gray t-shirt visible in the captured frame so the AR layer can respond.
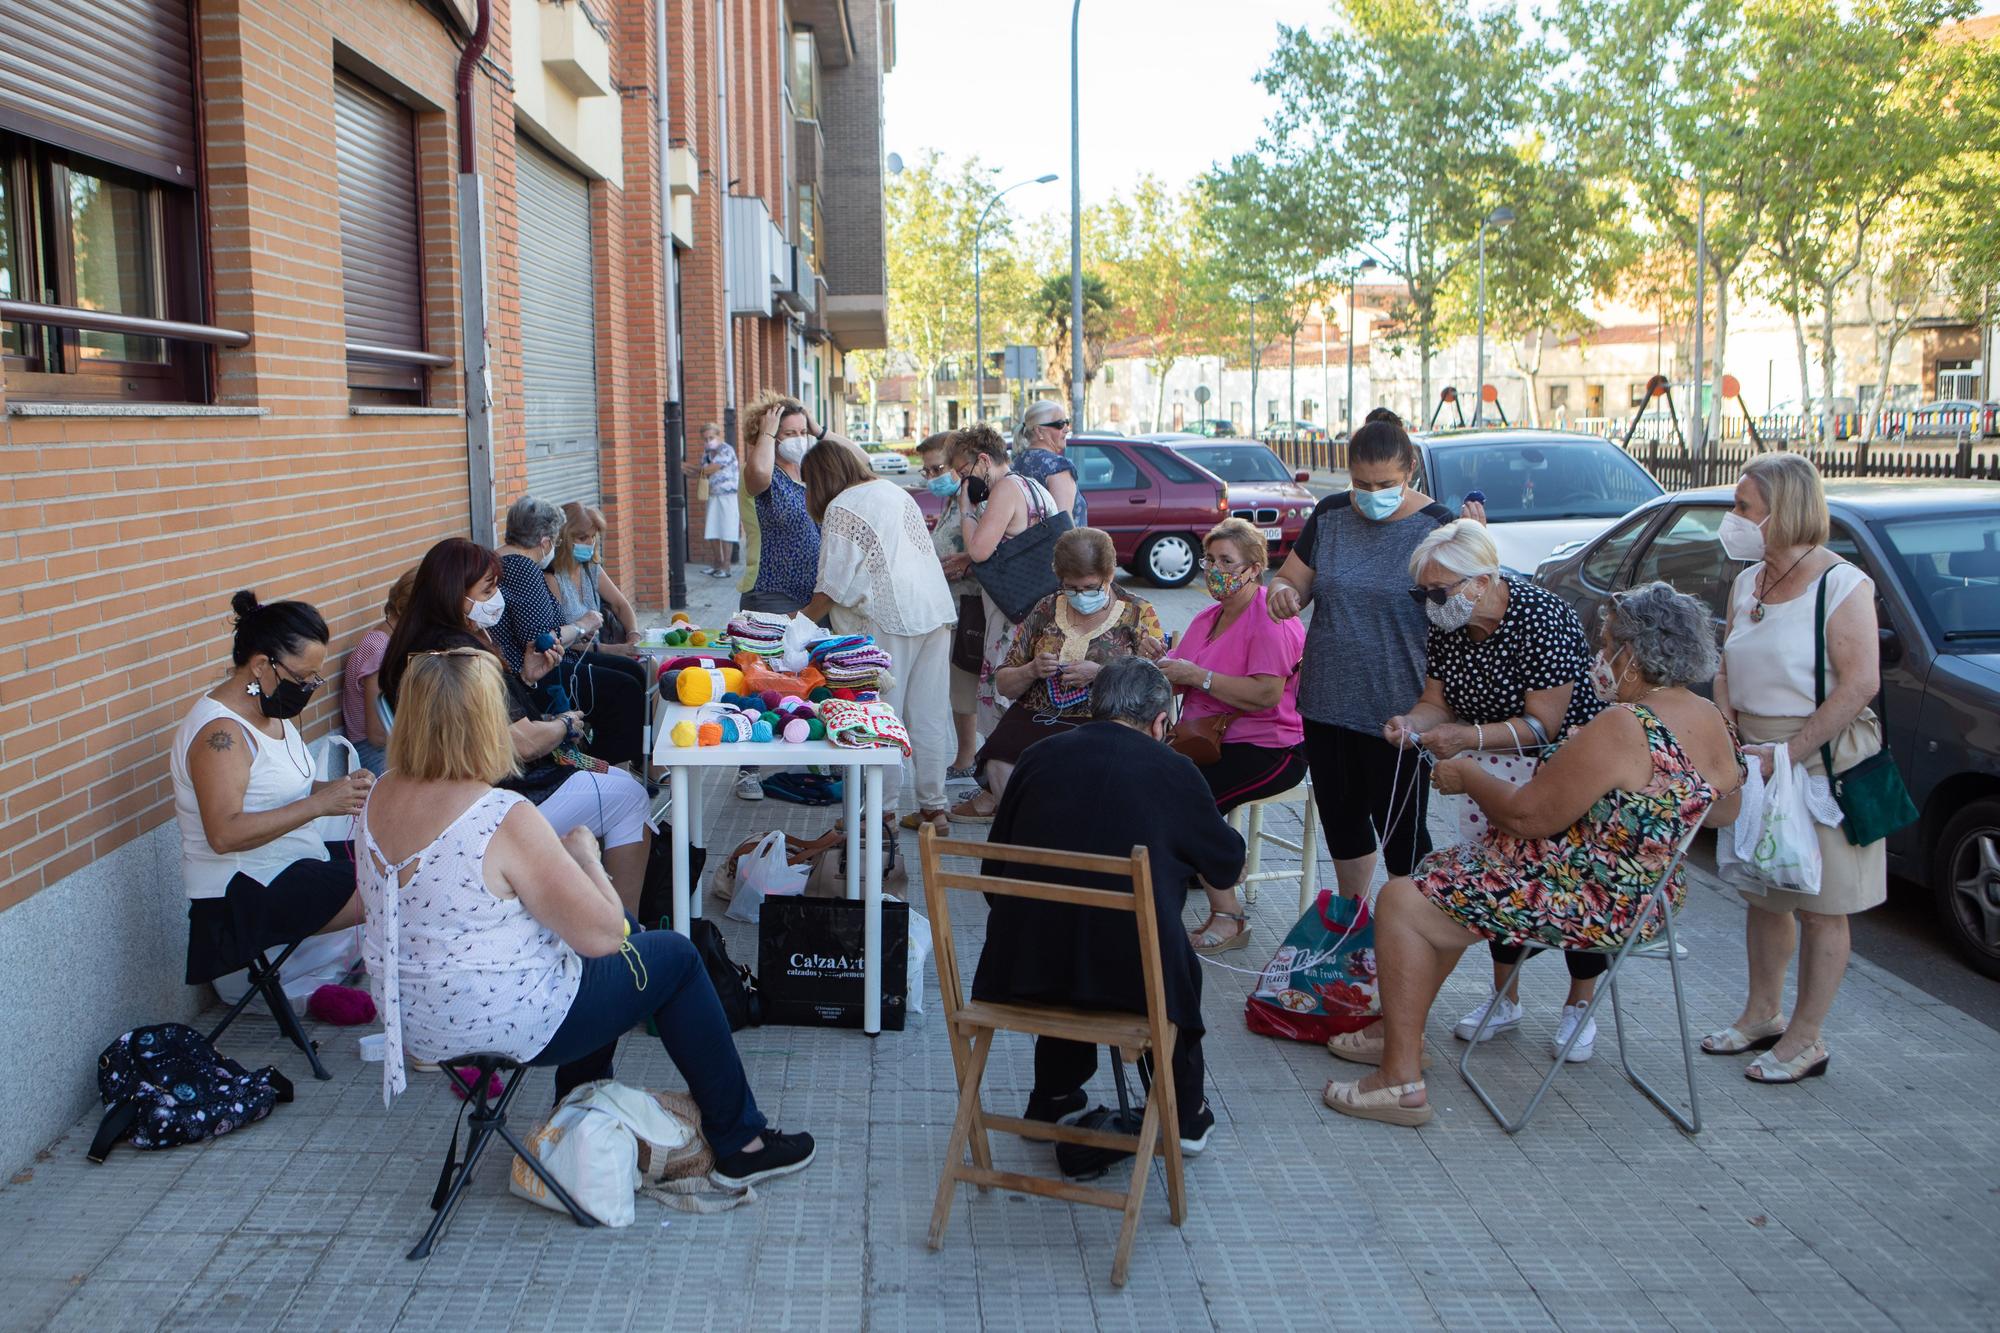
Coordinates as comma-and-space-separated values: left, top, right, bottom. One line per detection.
1269, 413, 1454, 897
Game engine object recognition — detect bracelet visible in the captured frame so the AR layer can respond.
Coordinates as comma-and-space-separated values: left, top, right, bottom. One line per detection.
1475, 723, 1485, 752
1502, 720, 1522, 751
1521, 714, 1549, 746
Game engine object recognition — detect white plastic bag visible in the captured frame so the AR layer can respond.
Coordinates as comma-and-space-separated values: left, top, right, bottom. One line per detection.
308, 734, 365, 844
510, 1081, 752, 1223
779, 614, 825, 673
1730, 755, 1822, 896
212, 929, 364, 1006
900, 898, 933, 1016
1456, 750, 1536, 841
724, 830, 809, 923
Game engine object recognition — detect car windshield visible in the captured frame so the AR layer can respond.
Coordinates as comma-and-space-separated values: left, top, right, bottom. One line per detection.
1178, 445, 1292, 484
1875, 511, 2000, 643
1427, 442, 1662, 522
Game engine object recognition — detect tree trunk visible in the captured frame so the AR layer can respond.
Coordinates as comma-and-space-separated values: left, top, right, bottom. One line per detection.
1788, 291, 1813, 443
1152, 357, 1171, 435
1818, 284, 1840, 449
1711, 267, 1731, 442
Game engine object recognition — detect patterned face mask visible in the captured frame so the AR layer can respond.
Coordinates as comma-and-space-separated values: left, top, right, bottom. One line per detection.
1203, 564, 1256, 602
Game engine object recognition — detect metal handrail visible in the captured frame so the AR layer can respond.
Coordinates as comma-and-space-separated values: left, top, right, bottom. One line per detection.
0, 298, 250, 348
345, 341, 453, 369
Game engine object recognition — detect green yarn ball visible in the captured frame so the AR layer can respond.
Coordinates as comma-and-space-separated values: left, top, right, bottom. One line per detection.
808, 685, 833, 703
806, 718, 827, 741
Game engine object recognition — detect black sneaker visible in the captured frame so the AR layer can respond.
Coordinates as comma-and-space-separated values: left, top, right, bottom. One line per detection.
710, 1129, 816, 1187
1179, 1102, 1216, 1157
1023, 1088, 1089, 1124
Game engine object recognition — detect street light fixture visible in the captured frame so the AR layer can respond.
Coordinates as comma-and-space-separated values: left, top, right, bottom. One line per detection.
1474, 205, 1514, 427
1346, 257, 1379, 436
974, 173, 1058, 422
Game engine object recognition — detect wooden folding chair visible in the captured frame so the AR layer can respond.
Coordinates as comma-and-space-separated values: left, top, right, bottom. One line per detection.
916, 825, 1186, 1288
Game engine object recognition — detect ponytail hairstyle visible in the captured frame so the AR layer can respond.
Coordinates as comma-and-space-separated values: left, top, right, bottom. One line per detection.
1348, 409, 1415, 472
229, 591, 328, 667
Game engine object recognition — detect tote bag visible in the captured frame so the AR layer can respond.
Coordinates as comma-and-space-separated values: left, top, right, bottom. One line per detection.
1244, 890, 1379, 1042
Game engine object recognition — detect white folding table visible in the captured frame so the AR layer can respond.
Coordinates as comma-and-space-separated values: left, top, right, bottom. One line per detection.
648, 727, 906, 1034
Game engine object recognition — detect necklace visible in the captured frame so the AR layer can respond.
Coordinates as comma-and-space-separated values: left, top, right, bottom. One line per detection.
1750, 549, 1812, 623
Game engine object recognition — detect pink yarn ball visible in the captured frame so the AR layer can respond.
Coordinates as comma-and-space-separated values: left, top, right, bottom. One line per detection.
778, 694, 804, 711
783, 718, 811, 743
307, 984, 376, 1026
760, 690, 783, 710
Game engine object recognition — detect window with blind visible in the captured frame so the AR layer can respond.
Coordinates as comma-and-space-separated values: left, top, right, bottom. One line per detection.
334, 73, 427, 402
0, 0, 207, 402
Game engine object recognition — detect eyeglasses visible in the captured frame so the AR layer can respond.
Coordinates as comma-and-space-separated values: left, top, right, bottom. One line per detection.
1406, 576, 1473, 607
1199, 556, 1251, 572
919, 463, 949, 478
271, 659, 328, 691
1041, 419, 1071, 432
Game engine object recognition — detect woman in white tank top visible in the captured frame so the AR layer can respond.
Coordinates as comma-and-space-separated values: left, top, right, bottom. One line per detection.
171, 592, 370, 985
1706, 455, 1887, 1085
356, 648, 817, 1188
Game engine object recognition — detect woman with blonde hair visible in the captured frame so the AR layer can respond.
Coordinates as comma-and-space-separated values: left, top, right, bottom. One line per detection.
1013, 398, 1085, 527
355, 648, 815, 1185
547, 502, 642, 655
1705, 452, 1887, 1083
797, 440, 958, 831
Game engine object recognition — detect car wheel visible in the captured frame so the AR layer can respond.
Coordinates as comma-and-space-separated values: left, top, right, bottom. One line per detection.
1139, 533, 1198, 588
1933, 796, 2000, 980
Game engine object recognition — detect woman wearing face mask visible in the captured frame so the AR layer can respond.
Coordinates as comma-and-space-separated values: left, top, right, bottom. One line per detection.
491, 496, 647, 768
173, 592, 370, 992
952, 527, 1166, 823
915, 433, 983, 784
1704, 453, 1886, 1084
1013, 398, 1087, 528
1158, 519, 1307, 954
1267, 411, 1456, 899
547, 502, 641, 657
1383, 520, 1609, 1058
796, 439, 957, 833
1323, 584, 1742, 1124
381, 540, 655, 912
738, 392, 825, 617
946, 424, 1065, 751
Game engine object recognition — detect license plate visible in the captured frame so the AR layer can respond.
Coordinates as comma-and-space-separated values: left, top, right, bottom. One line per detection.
1261, 526, 1283, 540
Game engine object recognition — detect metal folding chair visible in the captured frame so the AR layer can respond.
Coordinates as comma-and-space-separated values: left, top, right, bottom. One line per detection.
206, 942, 333, 1081
1458, 821, 1705, 1135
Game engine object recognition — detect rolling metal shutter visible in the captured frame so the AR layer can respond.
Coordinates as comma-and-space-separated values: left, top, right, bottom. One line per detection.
516, 139, 600, 507
334, 74, 424, 392
0, 0, 197, 182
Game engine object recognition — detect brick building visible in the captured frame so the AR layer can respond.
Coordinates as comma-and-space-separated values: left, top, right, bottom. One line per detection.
0, 0, 890, 1171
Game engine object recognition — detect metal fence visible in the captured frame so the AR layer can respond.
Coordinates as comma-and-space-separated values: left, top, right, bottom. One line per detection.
1616, 435, 2000, 490
1266, 432, 1349, 474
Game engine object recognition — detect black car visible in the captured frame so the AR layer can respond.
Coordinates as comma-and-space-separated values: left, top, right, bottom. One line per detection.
1537, 479, 2000, 977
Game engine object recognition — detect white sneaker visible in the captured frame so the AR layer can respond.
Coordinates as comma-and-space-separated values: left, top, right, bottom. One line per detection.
1453, 994, 1522, 1042
1550, 1004, 1597, 1062
734, 771, 765, 801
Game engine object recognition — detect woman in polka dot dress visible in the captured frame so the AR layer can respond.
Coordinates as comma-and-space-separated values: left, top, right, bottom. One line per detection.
1382, 520, 1611, 1062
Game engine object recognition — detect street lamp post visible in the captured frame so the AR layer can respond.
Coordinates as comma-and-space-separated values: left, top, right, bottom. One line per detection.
1246, 294, 1269, 436
1691, 181, 1708, 455
974, 174, 1057, 423
1474, 205, 1514, 427
1069, 0, 1085, 431
1346, 257, 1377, 435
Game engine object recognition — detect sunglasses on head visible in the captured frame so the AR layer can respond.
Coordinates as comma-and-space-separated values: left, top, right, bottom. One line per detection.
1406, 576, 1473, 607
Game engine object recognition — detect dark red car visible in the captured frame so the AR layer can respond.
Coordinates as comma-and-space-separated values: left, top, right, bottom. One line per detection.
909, 435, 1229, 587
1146, 435, 1317, 563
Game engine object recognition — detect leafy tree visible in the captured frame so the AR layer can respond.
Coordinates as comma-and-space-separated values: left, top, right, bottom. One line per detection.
1251, 0, 1543, 411
1031, 272, 1118, 416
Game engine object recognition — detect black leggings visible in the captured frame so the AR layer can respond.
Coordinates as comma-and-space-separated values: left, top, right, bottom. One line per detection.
550, 650, 650, 768
1199, 742, 1307, 815
1490, 941, 1608, 981
1302, 720, 1431, 873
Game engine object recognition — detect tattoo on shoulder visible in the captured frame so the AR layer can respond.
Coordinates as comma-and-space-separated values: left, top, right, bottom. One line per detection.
205, 730, 235, 752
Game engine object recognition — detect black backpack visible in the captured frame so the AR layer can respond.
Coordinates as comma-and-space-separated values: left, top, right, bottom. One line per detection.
87, 1023, 293, 1163
691, 919, 761, 1031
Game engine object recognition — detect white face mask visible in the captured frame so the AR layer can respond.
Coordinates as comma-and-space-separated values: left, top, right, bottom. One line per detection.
776, 434, 812, 466
1718, 511, 1767, 563
538, 540, 558, 570
1588, 649, 1627, 703
1424, 582, 1481, 632
468, 590, 506, 628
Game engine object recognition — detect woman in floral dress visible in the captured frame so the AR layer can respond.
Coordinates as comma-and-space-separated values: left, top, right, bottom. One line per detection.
1322, 584, 1745, 1126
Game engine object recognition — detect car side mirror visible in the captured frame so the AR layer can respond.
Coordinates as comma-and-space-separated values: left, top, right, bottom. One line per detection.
1878, 626, 1902, 665
1294, 470, 1311, 485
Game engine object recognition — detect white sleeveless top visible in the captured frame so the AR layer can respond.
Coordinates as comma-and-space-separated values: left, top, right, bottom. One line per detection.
1722, 560, 1871, 718
169, 695, 328, 900
356, 787, 583, 1104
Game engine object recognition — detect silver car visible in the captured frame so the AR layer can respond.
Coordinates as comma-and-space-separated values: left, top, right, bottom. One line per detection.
1411, 429, 1665, 574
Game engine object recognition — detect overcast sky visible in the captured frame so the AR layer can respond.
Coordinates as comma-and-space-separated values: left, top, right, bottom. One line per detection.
881, 0, 1326, 220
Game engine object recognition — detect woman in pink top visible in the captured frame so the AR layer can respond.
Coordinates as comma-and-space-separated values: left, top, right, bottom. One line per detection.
1161, 518, 1307, 953
341, 567, 416, 775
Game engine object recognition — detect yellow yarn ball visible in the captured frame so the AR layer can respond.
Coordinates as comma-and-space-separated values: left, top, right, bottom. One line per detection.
670, 720, 698, 748
676, 668, 715, 705
720, 667, 746, 694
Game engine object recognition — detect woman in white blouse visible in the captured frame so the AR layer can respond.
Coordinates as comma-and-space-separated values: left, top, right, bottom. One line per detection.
798, 440, 957, 833
1707, 453, 1885, 1084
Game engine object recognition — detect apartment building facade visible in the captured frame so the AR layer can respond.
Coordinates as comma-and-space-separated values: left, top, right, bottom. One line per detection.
0, 0, 890, 1171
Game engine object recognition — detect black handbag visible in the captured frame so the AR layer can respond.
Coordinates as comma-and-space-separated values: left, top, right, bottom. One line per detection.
971, 510, 1075, 622
756, 897, 908, 1031
1814, 571, 1917, 847
950, 594, 986, 673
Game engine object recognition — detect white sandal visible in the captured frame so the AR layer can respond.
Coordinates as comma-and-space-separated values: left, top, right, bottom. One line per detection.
1701, 1015, 1786, 1055
1325, 1026, 1385, 1066
1322, 1077, 1432, 1127
1746, 1039, 1830, 1084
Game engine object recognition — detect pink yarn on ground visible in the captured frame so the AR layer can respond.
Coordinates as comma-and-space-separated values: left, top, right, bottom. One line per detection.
306, 984, 376, 1026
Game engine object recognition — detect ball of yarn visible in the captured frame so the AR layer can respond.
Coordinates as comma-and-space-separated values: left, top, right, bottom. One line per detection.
833, 687, 859, 701
697, 722, 722, 746
676, 667, 715, 705
720, 667, 746, 694
808, 686, 832, 702
690, 631, 709, 647
806, 718, 827, 741
759, 709, 781, 726
777, 694, 803, 711
670, 611, 692, 626
665, 628, 688, 646
671, 720, 698, 748
306, 984, 375, 1026
751, 720, 774, 743
783, 718, 811, 743
660, 668, 681, 696
760, 690, 782, 710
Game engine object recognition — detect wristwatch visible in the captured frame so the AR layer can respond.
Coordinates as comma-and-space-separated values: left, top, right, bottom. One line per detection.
1201, 670, 1213, 692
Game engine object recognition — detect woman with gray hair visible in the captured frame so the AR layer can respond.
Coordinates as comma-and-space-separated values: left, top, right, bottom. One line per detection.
1013, 399, 1086, 528
494, 495, 647, 767
1385, 519, 1612, 1059
1323, 583, 1744, 1125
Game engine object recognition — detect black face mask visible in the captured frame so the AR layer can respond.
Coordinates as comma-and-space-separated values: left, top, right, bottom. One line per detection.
257, 668, 318, 721
964, 475, 990, 508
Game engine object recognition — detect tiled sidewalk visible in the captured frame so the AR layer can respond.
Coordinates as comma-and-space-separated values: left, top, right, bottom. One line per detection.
4, 574, 1995, 1331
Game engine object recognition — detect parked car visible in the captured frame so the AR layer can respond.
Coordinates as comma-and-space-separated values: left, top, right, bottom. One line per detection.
1537, 479, 2000, 978
1181, 418, 1241, 439
1411, 429, 1666, 573
1151, 436, 1316, 562
1260, 419, 1329, 444
866, 445, 909, 475
912, 434, 1229, 587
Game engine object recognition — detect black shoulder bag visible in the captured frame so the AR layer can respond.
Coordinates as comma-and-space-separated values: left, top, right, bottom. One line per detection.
1814, 571, 1917, 847
970, 479, 1075, 622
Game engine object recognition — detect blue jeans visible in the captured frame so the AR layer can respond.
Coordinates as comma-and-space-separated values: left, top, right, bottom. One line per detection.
530, 925, 768, 1158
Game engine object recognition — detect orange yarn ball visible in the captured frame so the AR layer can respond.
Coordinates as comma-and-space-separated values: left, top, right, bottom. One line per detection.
697, 722, 722, 746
